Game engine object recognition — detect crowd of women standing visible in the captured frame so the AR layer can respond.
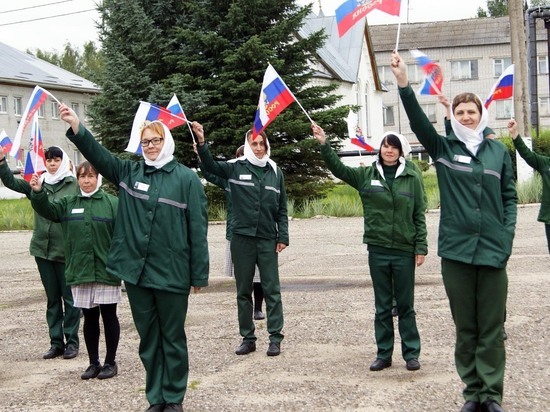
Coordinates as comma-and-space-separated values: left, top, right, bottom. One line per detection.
3, 48, 540, 411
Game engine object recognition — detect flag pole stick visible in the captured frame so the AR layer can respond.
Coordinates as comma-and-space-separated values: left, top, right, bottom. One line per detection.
395, 21, 401, 52
186, 122, 196, 144
294, 97, 314, 124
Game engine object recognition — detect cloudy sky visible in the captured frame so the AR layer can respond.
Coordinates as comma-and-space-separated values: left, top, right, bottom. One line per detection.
0, 0, 491, 52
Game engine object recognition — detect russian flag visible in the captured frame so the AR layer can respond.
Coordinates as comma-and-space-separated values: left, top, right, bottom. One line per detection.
252, 64, 296, 139
351, 135, 374, 151
10, 86, 53, 159
376, 0, 401, 16
410, 49, 443, 95
126, 99, 187, 154
166, 94, 187, 128
23, 113, 46, 182
0, 130, 12, 155
485, 64, 514, 108
336, 0, 378, 37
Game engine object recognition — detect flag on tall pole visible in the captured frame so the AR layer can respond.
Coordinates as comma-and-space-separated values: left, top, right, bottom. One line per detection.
485, 64, 514, 108
347, 110, 374, 151
410, 49, 443, 95
10, 86, 57, 158
23, 113, 46, 182
252, 64, 298, 139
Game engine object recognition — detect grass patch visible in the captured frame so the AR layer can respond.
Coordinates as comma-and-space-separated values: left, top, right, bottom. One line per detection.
0, 198, 33, 230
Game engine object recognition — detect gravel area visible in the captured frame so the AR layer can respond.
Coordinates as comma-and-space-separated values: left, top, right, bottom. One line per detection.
0, 204, 549, 411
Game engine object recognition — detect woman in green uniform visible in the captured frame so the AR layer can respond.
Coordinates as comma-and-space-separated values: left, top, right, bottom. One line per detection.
195, 124, 288, 357
58, 104, 209, 412
510, 119, 550, 254
29, 161, 120, 381
0, 147, 80, 360
312, 124, 427, 372
390, 51, 516, 412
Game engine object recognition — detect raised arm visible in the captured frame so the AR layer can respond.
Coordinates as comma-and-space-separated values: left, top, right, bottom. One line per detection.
0, 153, 32, 198
29, 174, 64, 222
193, 121, 232, 179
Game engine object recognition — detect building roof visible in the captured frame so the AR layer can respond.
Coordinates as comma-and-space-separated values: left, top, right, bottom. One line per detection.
0, 42, 100, 93
299, 14, 364, 83
368, 16, 536, 52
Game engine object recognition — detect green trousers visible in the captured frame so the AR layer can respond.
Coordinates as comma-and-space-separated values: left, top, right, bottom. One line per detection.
231, 234, 284, 343
441, 258, 507, 405
35, 257, 80, 350
125, 282, 189, 405
368, 251, 420, 361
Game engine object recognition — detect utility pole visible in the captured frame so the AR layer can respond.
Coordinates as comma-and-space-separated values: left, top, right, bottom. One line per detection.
509, 0, 531, 136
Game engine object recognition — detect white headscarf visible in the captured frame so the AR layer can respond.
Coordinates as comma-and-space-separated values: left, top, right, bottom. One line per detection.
377, 132, 410, 179
80, 174, 103, 197
143, 121, 175, 169
40, 147, 73, 185
235, 131, 277, 173
450, 95, 489, 156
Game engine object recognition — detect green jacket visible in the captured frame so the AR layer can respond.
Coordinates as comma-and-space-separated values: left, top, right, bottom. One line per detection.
66, 124, 209, 293
400, 84, 517, 268
197, 143, 289, 245
199, 163, 232, 240
30, 188, 120, 286
320, 143, 427, 255
0, 161, 78, 262
513, 136, 550, 223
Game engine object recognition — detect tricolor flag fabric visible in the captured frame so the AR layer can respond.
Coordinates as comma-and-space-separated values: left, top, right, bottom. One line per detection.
0, 130, 12, 155
485, 64, 514, 108
126, 99, 188, 154
410, 49, 443, 95
23, 113, 46, 182
10, 86, 54, 158
252, 64, 297, 140
336, 0, 401, 37
347, 110, 374, 151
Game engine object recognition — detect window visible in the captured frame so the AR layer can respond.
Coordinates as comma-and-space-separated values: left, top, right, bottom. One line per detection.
538, 56, 548, 75
37, 105, 45, 118
495, 100, 513, 119
72, 103, 80, 116
540, 97, 550, 117
51, 101, 58, 119
451, 60, 478, 80
420, 103, 437, 123
383, 105, 395, 126
493, 58, 512, 77
0, 96, 7, 113
378, 65, 394, 86
408, 64, 421, 84
14, 97, 22, 116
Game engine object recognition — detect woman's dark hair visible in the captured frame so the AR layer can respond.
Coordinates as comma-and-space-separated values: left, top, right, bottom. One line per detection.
44, 146, 63, 160
76, 161, 98, 178
379, 134, 403, 157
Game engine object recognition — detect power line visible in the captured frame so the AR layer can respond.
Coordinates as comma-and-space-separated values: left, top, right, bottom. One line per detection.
0, 0, 75, 14
0, 9, 96, 27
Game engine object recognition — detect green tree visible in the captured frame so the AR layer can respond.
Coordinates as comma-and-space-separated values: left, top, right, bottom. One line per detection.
29, 41, 103, 81
530, 0, 550, 6
88, 0, 348, 201
477, 0, 509, 17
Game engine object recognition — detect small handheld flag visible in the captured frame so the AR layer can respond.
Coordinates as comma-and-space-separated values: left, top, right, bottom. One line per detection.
23, 113, 46, 182
10, 86, 57, 158
126, 100, 188, 154
252, 64, 297, 140
336, 0, 402, 38
410, 49, 443, 96
485, 64, 514, 108
0, 130, 12, 155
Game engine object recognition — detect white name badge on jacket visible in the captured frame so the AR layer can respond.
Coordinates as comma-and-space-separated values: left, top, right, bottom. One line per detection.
239, 174, 252, 180
453, 154, 471, 164
134, 182, 150, 192
71, 208, 84, 214
371, 180, 383, 187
